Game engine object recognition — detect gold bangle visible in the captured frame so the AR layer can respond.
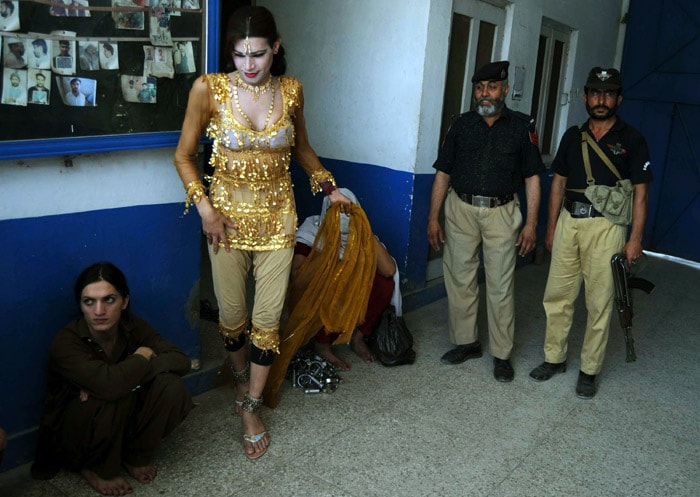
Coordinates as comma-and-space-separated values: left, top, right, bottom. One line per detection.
309, 169, 336, 194
184, 180, 206, 214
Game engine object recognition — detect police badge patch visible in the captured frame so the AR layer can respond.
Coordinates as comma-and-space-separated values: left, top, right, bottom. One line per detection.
528, 118, 539, 146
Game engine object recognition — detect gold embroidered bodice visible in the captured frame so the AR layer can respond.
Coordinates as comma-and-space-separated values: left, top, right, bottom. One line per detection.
204, 73, 301, 251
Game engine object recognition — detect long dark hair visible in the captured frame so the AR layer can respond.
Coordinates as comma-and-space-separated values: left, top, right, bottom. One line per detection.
224, 6, 286, 75
74, 262, 130, 314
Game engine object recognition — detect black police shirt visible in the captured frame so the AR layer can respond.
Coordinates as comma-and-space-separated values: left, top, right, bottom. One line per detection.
552, 117, 653, 203
433, 107, 544, 197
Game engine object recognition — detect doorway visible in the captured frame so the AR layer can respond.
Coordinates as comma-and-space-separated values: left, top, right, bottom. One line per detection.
426, 0, 507, 282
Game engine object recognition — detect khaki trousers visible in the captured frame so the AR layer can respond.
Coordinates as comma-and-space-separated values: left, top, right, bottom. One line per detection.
542, 210, 626, 375
209, 245, 293, 342
443, 190, 521, 359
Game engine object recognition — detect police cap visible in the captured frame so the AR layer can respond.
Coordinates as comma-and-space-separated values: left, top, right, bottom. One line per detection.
471, 61, 509, 83
585, 67, 622, 91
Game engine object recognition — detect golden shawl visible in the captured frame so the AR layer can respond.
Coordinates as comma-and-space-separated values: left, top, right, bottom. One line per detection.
264, 203, 377, 407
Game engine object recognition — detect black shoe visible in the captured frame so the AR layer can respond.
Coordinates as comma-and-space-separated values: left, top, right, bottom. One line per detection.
529, 361, 567, 382
493, 358, 514, 382
440, 342, 482, 365
575, 371, 597, 399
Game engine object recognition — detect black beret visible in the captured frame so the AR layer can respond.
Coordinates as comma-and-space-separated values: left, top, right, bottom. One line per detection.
471, 61, 509, 83
585, 67, 622, 91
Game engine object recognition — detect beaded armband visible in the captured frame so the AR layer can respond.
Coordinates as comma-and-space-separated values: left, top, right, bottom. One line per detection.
184, 180, 207, 214
309, 169, 336, 195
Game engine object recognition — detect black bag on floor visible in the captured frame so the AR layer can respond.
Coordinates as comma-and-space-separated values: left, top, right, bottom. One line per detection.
370, 305, 416, 367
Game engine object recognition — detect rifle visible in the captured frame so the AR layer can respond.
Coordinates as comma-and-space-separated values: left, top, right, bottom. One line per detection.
611, 253, 656, 362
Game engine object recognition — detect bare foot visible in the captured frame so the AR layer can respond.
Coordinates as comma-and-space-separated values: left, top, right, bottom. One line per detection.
351, 330, 374, 364
80, 468, 133, 495
241, 410, 269, 459
123, 462, 157, 484
314, 341, 350, 371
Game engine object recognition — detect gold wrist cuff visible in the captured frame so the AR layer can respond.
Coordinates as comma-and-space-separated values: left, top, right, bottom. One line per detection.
309, 169, 336, 194
184, 180, 207, 214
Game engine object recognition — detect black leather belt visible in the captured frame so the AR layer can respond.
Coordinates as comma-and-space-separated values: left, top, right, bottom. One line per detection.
563, 197, 604, 218
457, 193, 514, 208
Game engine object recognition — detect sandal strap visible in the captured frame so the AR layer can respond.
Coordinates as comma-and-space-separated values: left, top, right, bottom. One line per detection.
243, 432, 266, 443
230, 362, 250, 384
241, 392, 263, 413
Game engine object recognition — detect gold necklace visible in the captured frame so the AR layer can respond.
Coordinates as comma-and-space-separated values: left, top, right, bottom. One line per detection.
234, 72, 272, 101
233, 78, 275, 131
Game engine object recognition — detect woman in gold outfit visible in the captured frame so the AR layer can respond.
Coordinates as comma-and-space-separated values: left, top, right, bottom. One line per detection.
174, 6, 350, 459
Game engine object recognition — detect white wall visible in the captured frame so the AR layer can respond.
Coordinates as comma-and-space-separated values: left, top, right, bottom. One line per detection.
262, 0, 430, 174
263, 0, 626, 175
0, 148, 182, 220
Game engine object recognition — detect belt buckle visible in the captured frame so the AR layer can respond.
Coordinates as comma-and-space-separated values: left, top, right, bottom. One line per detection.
472, 195, 492, 208
575, 202, 591, 217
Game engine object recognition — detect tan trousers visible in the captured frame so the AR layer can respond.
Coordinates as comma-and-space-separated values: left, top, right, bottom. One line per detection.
443, 190, 521, 359
542, 210, 626, 375
209, 245, 293, 349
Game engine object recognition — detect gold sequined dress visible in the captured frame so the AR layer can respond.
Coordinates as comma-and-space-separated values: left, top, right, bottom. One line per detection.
202, 73, 333, 251
174, 73, 336, 352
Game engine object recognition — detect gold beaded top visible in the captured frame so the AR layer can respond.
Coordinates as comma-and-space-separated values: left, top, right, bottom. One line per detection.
202, 73, 333, 252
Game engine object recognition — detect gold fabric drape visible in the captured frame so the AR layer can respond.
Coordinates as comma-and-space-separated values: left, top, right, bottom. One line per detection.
263, 203, 377, 407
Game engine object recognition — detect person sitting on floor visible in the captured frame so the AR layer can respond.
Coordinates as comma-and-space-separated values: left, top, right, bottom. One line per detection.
263, 189, 403, 407
293, 188, 401, 370
31, 262, 194, 496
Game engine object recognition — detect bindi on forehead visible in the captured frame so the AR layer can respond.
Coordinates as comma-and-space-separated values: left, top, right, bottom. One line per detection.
234, 37, 270, 55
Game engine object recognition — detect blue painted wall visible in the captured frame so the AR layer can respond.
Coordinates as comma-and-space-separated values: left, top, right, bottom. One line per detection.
0, 203, 201, 468
292, 158, 427, 290
619, 0, 700, 262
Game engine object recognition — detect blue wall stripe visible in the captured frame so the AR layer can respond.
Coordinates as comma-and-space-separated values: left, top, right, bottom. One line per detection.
0, 204, 201, 441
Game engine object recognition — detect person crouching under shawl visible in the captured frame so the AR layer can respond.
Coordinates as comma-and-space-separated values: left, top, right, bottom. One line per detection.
264, 189, 398, 407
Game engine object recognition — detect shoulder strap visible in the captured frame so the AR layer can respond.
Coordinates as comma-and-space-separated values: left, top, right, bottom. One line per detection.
568, 128, 623, 193
583, 130, 622, 180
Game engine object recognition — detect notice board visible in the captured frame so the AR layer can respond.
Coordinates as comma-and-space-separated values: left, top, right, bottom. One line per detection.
0, 1, 218, 158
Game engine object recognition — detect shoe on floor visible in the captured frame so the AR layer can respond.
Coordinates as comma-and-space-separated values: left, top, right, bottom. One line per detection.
493, 358, 514, 382
440, 342, 482, 365
529, 361, 567, 382
575, 371, 597, 399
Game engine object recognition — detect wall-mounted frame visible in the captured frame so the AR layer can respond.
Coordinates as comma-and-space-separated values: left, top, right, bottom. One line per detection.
0, 1, 220, 159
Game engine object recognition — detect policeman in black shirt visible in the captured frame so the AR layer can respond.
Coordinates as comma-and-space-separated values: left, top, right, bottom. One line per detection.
529, 67, 652, 398
428, 60, 544, 382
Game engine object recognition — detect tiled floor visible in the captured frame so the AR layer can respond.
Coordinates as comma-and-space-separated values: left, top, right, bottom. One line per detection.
1, 254, 698, 496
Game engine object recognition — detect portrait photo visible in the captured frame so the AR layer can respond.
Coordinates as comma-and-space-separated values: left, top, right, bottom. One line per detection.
0, 1, 20, 32
28, 38, 51, 69
27, 68, 51, 104
149, 8, 172, 46
3, 36, 27, 69
56, 75, 96, 106
1, 67, 26, 106
121, 74, 156, 104
146, 45, 173, 78
173, 41, 194, 74
78, 41, 99, 71
51, 33, 76, 75
99, 41, 119, 70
